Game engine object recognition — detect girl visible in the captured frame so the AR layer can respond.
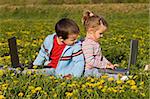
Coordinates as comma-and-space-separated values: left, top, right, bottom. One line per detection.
82, 10, 118, 78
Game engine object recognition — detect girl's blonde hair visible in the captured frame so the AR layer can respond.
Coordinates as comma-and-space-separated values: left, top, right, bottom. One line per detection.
82, 10, 108, 31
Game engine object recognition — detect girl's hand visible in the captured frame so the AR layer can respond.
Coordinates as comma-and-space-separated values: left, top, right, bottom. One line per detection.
106, 63, 115, 70
114, 64, 119, 67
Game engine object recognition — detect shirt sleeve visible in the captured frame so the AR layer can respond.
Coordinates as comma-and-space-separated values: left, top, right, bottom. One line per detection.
71, 44, 85, 77
33, 35, 50, 65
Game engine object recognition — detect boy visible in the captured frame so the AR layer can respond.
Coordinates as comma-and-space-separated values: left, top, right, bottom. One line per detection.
33, 18, 85, 77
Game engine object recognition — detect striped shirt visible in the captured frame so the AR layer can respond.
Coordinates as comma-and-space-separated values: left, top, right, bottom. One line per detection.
82, 37, 110, 69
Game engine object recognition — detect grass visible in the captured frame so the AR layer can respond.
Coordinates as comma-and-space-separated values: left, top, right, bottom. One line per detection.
0, 3, 149, 98
0, 0, 149, 5
0, 4, 149, 67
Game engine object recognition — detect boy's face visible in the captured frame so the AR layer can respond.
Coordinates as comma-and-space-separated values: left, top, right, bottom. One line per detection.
63, 34, 78, 46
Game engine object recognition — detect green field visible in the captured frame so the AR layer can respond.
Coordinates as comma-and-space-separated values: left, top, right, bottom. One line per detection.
0, 3, 149, 98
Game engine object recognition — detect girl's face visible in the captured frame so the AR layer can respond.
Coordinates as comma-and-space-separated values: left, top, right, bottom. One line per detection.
88, 25, 107, 41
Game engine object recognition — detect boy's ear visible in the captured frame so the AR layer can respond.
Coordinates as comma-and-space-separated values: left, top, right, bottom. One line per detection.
58, 36, 64, 41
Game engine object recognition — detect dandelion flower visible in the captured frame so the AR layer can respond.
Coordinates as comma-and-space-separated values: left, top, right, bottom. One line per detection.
35, 87, 42, 91
131, 85, 137, 90
108, 77, 114, 82
33, 65, 38, 69
101, 75, 108, 79
0, 95, 5, 99
0, 70, 4, 77
18, 92, 24, 97
116, 80, 123, 84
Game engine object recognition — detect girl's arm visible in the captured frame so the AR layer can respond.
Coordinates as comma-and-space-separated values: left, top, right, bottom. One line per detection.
83, 43, 113, 69
100, 56, 114, 69
82, 44, 103, 68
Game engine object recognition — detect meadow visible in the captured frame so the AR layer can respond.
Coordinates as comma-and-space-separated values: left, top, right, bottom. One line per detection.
0, 3, 149, 98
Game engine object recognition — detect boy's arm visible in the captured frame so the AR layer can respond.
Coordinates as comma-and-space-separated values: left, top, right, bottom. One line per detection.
71, 45, 85, 77
33, 36, 50, 65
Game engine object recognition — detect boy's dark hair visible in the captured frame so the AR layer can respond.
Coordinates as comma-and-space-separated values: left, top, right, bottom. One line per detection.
55, 18, 80, 40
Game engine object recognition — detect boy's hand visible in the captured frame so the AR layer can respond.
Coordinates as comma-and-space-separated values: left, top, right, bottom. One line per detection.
106, 63, 115, 70
63, 74, 72, 79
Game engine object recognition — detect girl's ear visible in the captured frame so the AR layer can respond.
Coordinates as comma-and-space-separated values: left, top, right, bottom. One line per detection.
82, 10, 94, 24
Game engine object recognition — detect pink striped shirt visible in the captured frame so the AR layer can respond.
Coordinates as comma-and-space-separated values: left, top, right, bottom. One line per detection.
82, 37, 110, 69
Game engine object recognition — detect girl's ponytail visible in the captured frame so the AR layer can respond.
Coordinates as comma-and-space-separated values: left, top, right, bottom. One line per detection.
82, 10, 94, 25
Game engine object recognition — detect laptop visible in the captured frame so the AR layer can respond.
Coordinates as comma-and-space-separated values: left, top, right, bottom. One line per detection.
98, 39, 138, 75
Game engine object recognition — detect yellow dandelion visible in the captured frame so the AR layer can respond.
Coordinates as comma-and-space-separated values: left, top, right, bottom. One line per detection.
99, 79, 105, 84
101, 75, 108, 79
86, 76, 92, 80
25, 60, 28, 64
139, 81, 144, 85
65, 92, 73, 97
108, 77, 114, 82
0, 95, 5, 99
16, 67, 21, 71
28, 86, 35, 90
60, 82, 66, 86
87, 89, 93, 93
13, 80, 19, 84
3, 65, 8, 69
11, 73, 15, 77
130, 80, 136, 85
98, 85, 103, 90
90, 78, 95, 82
133, 75, 138, 79
117, 73, 123, 78
27, 70, 32, 75
128, 75, 133, 79
53, 93, 57, 97
101, 86, 107, 92
18, 92, 24, 97
2, 84, 8, 91
131, 85, 137, 90
50, 76, 55, 79
82, 84, 86, 89
33, 65, 38, 69
119, 90, 125, 93
35, 87, 42, 91
31, 89, 36, 94
33, 74, 37, 77
116, 80, 123, 84
0, 70, 4, 77
112, 89, 117, 93
140, 93, 146, 97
